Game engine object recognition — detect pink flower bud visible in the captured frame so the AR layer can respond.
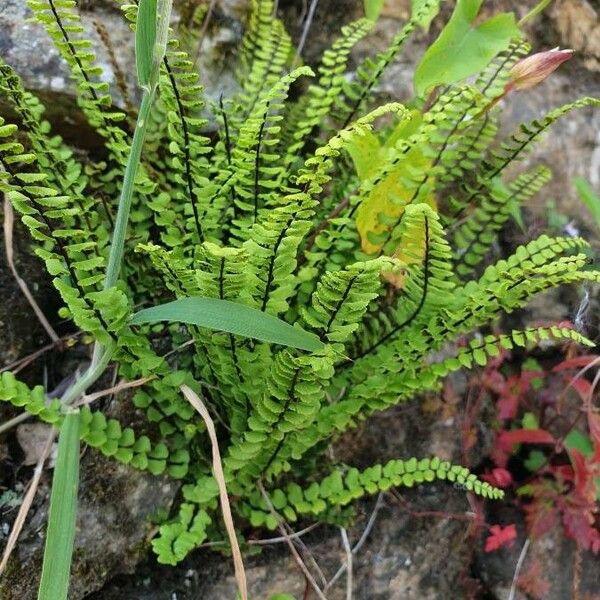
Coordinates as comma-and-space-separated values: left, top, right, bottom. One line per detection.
508, 48, 574, 91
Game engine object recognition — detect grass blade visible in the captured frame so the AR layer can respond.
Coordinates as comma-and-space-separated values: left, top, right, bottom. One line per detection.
131, 297, 324, 352
37, 409, 81, 600
575, 177, 600, 232
135, 0, 157, 88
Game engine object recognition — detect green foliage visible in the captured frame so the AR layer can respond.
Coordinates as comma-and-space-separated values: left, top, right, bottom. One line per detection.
575, 177, 600, 232
1, 0, 598, 569
240, 457, 503, 531
363, 0, 385, 20
414, 0, 520, 96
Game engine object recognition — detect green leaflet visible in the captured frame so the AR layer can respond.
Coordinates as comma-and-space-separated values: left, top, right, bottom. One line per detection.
131, 297, 324, 352
414, 0, 520, 96
38, 410, 80, 600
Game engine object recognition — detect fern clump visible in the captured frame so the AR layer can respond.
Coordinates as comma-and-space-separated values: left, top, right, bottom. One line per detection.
1, 0, 598, 567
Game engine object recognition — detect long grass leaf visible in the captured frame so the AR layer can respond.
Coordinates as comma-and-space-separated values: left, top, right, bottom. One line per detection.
37, 410, 81, 600
131, 297, 324, 352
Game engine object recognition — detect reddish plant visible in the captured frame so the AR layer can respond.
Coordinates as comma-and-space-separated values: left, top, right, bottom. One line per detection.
474, 343, 600, 554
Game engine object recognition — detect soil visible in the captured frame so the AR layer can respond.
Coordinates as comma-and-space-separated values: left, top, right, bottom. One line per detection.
1, 1, 599, 599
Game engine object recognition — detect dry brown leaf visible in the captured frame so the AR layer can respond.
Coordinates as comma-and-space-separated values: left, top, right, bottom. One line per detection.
16, 423, 55, 466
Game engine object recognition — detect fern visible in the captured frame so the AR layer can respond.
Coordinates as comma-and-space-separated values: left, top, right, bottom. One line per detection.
1, 0, 598, 569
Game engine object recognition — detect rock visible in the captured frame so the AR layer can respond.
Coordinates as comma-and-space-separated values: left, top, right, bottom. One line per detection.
551, 0, 600, 72
0, 1, 134, 102
476, 507, 600, 600
0, 452, 178, 600
0, 0, 246, 137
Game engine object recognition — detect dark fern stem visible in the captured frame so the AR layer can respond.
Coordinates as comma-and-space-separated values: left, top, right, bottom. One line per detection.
352, 216, 431, 362
260, 369, 301, 476
219, 93, 238, 224
260, 216, 295, 312
163, 57, 204, 245
254, 106, 269, 222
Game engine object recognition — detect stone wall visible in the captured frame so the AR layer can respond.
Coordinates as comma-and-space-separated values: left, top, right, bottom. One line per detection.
1, 1, 599, 598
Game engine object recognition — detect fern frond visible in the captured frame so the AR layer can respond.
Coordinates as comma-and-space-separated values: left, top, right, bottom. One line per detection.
282, 18, 374, 162
335, 0, 443, 126
429, 326, 594, 377
0, 372, 189, 477
453, 166, 552, 277
451, 97, 600, 219
242, 456, 503, 529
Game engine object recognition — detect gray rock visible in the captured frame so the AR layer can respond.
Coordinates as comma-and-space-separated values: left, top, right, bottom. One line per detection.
0, 452, 178, 600
0, 0, 134, 100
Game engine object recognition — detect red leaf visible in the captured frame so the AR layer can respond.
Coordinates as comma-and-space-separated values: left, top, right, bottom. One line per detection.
587, 411, 600, 462
497, 429, 555, 452
498, 392, 520, 420
482, 467, 513, 488
485, 524, 517, 552
552, 355, 600, 372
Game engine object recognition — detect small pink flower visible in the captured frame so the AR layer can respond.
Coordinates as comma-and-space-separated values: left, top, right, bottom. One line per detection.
508, 48, 574, 91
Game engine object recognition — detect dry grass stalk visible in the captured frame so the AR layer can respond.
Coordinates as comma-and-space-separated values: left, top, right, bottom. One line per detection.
77, 376, 156, 406
340, 527, 353, 600
0, 428, 56, 575
325, 492, 385, 592
257, 481, 329, 600
180, 384, 248, 600
508, 538, 531, 600
3, 196, 59, 343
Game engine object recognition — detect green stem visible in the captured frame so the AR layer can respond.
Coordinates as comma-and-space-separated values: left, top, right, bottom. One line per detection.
88, 87, 155, 371
61, 342, 116, 406
104, 88, 155, 291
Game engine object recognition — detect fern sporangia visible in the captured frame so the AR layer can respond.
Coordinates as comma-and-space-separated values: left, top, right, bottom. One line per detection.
1, 0, 598, 567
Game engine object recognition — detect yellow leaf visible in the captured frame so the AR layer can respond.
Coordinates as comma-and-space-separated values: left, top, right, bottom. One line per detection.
355, 148, 435, 254
354, 110, 436, 255
345, 130, 382, 180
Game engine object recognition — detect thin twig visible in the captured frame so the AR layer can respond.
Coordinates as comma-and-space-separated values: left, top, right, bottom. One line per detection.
181, 385, 248, 600
340, 528, 353, 600
77, 376, 156, 406
0, 411, 31, 436
325, 493, 385, 592
0, 428, 56, 575
198, 523, 321, 549
193, 0, 218, 68
257, 481, 329, 600
161, 339, 195, 359
292, 0, 319, 69
508, 538, 530, 600
0, 332, 83, 375
3, 196, 59, 343
251, 523, 321, 545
